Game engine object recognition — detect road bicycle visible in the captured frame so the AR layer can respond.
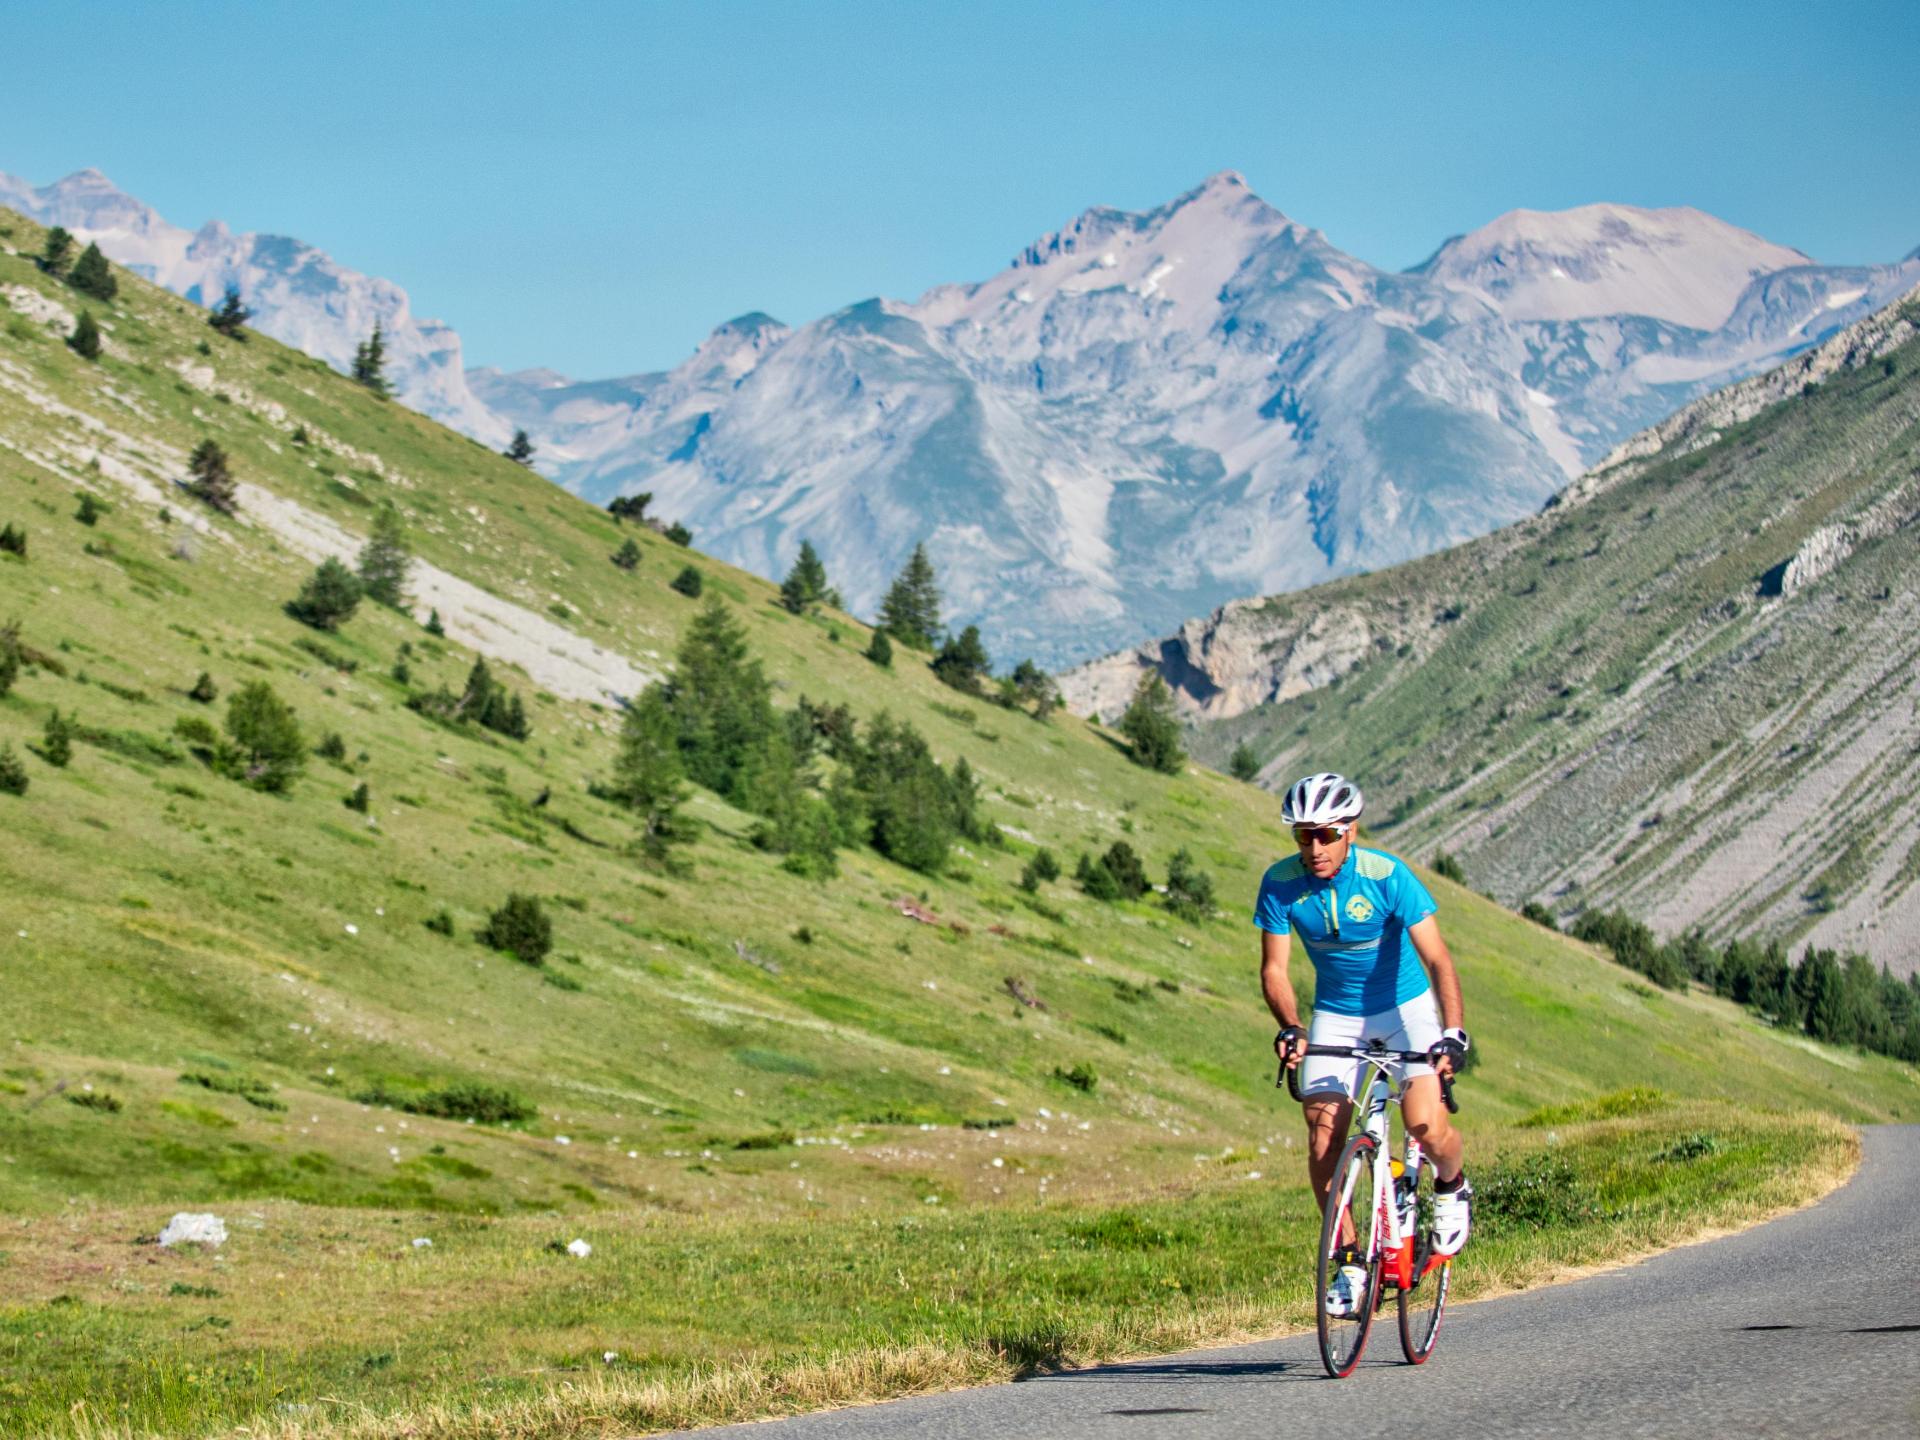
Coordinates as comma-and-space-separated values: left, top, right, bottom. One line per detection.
1283, 1038, 1459, 1378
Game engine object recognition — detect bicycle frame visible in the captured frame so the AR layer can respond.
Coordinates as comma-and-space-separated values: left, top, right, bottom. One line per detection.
1287, 1039, 1452, 1294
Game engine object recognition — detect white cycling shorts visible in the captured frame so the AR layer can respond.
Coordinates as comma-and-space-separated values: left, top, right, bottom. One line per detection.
1298, 992, 1443, 1101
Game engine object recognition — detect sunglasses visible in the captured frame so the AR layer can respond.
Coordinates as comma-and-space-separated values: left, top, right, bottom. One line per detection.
1292, 824, 1350, 846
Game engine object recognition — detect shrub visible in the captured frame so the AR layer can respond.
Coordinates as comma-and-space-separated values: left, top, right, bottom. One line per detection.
179, 1071, 285, 1111
607, 686, 686, 860
188, 671, 218, 704
41, 710, 74, 768
344, 781, 370, 813
932, 625, 993, 695
356, 1081, 531, 1124
0, 523, 26, 559
67, 1089, 123, 1113
39, 225, 74, 277
356, 506, 413, 608
1119, 672, 1184, 774
1075, 850, 1121, 901
222, 681, 305, 792
1164, 846, 1215, 922
74, 492, 104, 526
286, 557, 363, 631
208, 285, 252, 339
670, 565, 703, 598
315, 731, 348, 762
69, 242, 117, 301
478, 893, 552, 966
665, 521, 693, 547
0, 744, 27, 796
67, 309, 102, 361
504, 429, 536, 464
1228, 742, 1260, 781
0, 620, 18, 699
865, 628, 893, 668
423, 908, 455, 936
607, 492, 652, 523
424, 608, 446, 637
1520, 900, 1559, 930
1019, 847, 1061, 892
1052, 1062, 1098, 1093
611, 537, 641, 571
1080, 840, 1148, 901
1431, 850, 1467, 883
1474, 1153, 1601, 1234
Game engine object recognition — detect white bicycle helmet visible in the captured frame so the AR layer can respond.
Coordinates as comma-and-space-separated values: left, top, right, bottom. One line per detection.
1281, 771, 1364, 826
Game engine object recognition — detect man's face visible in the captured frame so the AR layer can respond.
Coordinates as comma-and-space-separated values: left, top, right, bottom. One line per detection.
1294, 823, 1351, 880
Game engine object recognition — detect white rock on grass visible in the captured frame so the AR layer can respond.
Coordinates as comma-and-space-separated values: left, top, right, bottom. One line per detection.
158, 1213, 227, 1248
566, 1238, 592, 1258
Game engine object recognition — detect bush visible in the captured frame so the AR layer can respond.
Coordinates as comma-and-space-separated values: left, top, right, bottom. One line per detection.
1228, 742, 1260, 782
286, 557, 363, 631
74, 492, 104, 526
478, 893, 552, 966
356, 1081, 531, 1124
222, 681, 305, 792
1075, 850, 1121, 901
1052, 1062, 1098, 1093
356, 506, 412, 608
185, 439, 238, 515
1019, 846, 1061, 892
67, 309, 102, 361
670, 565, 703, 598
67, 1089, 123, 1113
0, 743, 27, 796
931, 625, 992, 695
1431, 850, 1467, 883
865, 628, 893, 668
0, 523, 26, 559
607, 687, 686, 860
344, 781, 370, 813
665, 521, 694, 547
611, 537, 642, 571
1164, 846, 1215, 922
0, 620, 17, 699
315, 731, 348, 762
188, 671, 218, 703
69, 242, 117, 301
1079, 840, 1148, 901
423, 908, 455, 936
424, 609, 446, 637
1474, 1153, 1601, 1234
1520, 900, 1559, 930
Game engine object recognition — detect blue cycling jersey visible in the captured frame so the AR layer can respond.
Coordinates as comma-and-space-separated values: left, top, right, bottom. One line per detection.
1253, 845, 1436, 1016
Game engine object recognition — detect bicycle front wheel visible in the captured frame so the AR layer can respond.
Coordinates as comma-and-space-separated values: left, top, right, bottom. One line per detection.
1397, 1171, 1451, 1364
1316, 1131, 1383, 1379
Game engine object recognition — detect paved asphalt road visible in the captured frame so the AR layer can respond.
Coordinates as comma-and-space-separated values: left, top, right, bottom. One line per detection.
681, 1125, 1920, 1440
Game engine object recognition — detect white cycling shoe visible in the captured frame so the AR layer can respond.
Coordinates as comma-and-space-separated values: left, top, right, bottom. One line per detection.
1431, 1179, 1473, 1257
1324, 1262, 1369, 1316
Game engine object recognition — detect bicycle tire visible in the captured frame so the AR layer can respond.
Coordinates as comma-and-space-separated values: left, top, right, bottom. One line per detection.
1316, 1131, 1383, 1378
1397, 1170, 1450, 1364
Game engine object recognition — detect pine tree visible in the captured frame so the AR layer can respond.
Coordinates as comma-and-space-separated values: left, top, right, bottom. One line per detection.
865, 627, 893, 668
351, 322, 390, 397
424, 608, 446, 637
41, 709, 73, 768
67, 310, 102, 361
665, 521, 694, 547
208, 285, 253, 340
459, 657, 497, 722
1119, 672, 1185, 775
1228, 742, 1259, 782
344, 781, 371, 813
0, 523, 27, 558
185, 439, 238, 514
39, 226, 74, 277
610, 538, 642, 571
74, 492, 103, 526
223, 681, 305, 792
478, 894, 552, 966
609, 686, 686, 860
68, 243, 117, 301
286, 557, 363, 631
356, 506, 413, 608
659, 599, 779, 804
1164, 847, 1216, 922
670, 565, 703, 598
0, 620, 19, 700
607, 493, 652, 524
0, 743, 26, 797
877, 543, 942, 650
778, 540, 832, 614
932, 625, 992, 694
504, 429, 536, 464
189, 671, 218, 703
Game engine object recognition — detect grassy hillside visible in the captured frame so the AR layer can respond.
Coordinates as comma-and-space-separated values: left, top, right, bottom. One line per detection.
1192, 301, 1920, 968
1, 211, 1914, 1437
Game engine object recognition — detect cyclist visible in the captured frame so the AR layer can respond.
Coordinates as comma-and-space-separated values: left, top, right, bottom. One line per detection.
1256, 772, 1472, 1315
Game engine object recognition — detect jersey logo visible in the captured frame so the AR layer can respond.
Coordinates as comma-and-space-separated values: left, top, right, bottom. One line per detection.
1344, 893, 1375, 923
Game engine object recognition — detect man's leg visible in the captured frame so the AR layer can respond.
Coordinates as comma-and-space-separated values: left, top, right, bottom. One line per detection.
1400, 1075, 1462, 1182
1303, 1095, 1354, 1236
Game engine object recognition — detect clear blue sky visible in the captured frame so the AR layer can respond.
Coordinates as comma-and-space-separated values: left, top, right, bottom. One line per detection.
8, 0, 1917, 377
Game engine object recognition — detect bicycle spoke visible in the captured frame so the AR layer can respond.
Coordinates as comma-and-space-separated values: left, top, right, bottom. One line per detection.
1316, 1133, 1381, 1378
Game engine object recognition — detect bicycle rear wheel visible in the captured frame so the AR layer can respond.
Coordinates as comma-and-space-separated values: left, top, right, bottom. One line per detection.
1316, 1132, 1383, 1378
1397, 1173, 1451, 1363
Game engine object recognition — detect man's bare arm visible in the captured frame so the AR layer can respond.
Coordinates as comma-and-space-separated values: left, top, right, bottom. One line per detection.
1408, 914, 1464, 1032
1260, 930, 1300, 1028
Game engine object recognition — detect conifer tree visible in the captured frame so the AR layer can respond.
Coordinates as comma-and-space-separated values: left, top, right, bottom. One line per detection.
69, 243, 117, 301
931, 624, 992, 694
41, 709, 73, 768
504, 429, 536, 464
610, 537, 642, 571
351, 322, 391, 397
74, 493, 103, 527
0, 620, 22, 700
39, 227, 74, 277
208, 285, 253, 339
67, 310, 102, 361
670, 565, 703, 598
778, 540, 832, 615
286, 557, 363, 631
424, 608, 446, 636
356, 506, 413, 608
1119, 672, 1185, 775
607, 493, 652, 524
659, 599, 779, 804
609, 686, 686, 860
223, 681, 305, 792
877, 543, 942, 650
185, 439, 238, 514
1229, 742, 1260, 782
865, 627, 893, 668
0, 743, 27, 797
189, 671, 218, 703
665, 521, 693, 547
